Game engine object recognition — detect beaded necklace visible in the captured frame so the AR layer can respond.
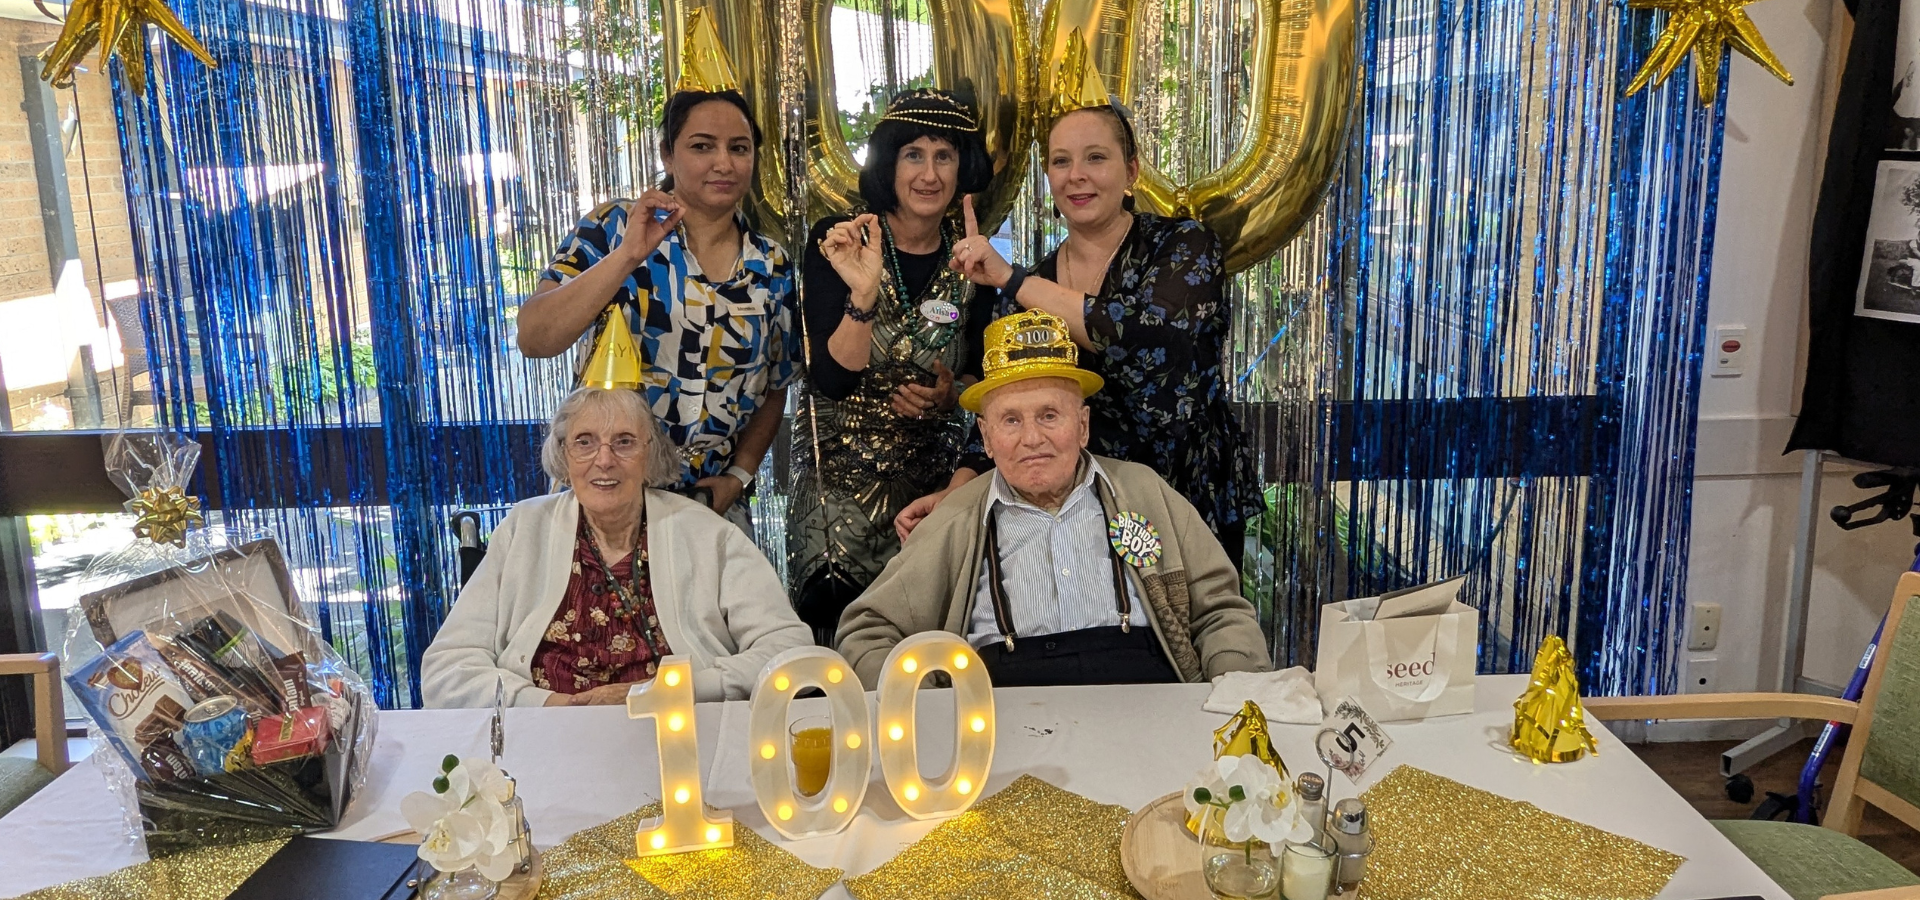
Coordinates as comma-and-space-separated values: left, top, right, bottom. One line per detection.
877, 214, 961, 352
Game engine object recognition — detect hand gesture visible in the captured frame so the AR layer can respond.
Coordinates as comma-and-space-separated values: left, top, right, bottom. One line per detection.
895, 486, 954, 543
948, 196, 1013, 288
561, 681, 642, 706
820, 214, 885, 311
891, 360, 957, 419
620, 190, 684, 264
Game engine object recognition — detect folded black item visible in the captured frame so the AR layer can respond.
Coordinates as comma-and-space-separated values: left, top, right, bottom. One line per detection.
226, 835, 423, 900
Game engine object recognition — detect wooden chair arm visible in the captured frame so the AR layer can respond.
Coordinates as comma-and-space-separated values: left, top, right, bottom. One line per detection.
0, 652, 69, 775
1821, 887, 1920, 900
1584, 692, 1859, 724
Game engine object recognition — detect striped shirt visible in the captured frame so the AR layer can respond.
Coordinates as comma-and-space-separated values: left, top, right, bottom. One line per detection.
967, 456, 1149, 648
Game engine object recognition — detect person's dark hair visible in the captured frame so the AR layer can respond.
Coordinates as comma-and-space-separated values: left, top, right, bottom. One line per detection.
659, 90, 762, 191
858, 90, 994, 216
1048, 104, 1140, 212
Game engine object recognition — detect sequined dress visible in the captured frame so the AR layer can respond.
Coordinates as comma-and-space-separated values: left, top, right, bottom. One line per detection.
788, 215, 994, 605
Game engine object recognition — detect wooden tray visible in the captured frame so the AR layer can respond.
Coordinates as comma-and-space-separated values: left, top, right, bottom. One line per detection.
1121, 792, 1211, 900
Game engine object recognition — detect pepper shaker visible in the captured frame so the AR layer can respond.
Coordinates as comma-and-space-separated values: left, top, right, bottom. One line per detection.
1330, 798, 1372, 893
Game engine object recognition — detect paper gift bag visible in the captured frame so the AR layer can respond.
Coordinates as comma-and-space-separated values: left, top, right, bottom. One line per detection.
1313, 577, 1478, 722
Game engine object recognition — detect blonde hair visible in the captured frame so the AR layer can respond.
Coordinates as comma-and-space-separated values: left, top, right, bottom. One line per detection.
540, 388, 683, 488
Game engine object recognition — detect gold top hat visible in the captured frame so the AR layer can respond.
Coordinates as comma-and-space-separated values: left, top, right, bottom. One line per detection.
677, 7, 741, 93
1049, 28, 1112, 121
580, 305, 643, 390
958, 309, 1104, 413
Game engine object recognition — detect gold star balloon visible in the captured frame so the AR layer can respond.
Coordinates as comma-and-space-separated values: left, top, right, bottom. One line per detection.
40, 0, 216, 95
1624, 0, 1792, 106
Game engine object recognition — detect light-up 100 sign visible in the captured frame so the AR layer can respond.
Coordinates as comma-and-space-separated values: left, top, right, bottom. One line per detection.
627, 632, 995, 854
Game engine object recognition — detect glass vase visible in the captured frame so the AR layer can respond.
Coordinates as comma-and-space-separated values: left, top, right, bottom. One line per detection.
421, 866, 500, 900
1195, 806, 1279, 900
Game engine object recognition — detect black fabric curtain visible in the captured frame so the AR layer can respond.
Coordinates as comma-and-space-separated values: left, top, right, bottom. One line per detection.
1789, 0, 1920, 467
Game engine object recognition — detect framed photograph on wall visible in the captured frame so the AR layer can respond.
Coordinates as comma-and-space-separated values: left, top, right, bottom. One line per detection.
1855, 160, 1920, 324
79, 538, 312, 656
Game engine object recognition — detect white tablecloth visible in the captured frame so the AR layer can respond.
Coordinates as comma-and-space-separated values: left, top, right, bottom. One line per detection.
0, 675, 1786, 899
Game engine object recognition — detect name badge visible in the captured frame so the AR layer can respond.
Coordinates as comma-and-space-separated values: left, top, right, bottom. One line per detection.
1107, 512, 1163, 567
727, 298, 767, 316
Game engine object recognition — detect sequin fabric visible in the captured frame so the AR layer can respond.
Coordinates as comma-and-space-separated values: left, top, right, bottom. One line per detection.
537, 803, 840, 900
1356, 766, 1683, 900
845, 775, 1142, 900
13, 838, 288, 900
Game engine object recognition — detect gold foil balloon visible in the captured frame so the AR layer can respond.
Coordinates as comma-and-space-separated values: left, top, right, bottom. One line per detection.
41, 0, 216, 94
1510, 636, 1600, 764
1623, 0, 1792, 107
1041, 0, 1360, 272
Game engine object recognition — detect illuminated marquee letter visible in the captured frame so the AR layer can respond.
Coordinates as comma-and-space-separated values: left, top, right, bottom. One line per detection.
627, 656, 733, 855
748, 647, 874, 839
876, 633, 995, 819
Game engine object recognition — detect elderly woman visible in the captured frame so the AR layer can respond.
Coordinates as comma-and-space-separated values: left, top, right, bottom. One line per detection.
422, 388, 810, 708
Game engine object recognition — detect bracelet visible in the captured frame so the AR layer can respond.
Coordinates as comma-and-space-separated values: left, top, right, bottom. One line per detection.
845, 297, 878, 323
1001, 264, 1029, 300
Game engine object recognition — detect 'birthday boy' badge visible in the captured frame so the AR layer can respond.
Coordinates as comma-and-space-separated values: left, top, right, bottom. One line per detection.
1107, 512, 1163, 567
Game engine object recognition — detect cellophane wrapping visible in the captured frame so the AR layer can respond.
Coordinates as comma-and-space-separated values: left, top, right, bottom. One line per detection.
59, 433, 376, 857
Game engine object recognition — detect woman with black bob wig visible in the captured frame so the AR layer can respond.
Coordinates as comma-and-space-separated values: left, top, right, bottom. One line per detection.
786, 88, 998, 645
521, 87, 801, 537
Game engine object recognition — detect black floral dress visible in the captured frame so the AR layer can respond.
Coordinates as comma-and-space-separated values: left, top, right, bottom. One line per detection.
964, 213, 1263, 533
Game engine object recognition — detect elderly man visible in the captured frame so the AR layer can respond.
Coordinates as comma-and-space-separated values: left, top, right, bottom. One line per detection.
836, 309, 1270, 688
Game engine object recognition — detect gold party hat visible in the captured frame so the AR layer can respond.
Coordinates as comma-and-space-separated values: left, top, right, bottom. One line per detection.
1511, 636, 1599, 764
676, 6, 740, 93
1049, 28, 1112, 120
1186, 701, 1290, 834
958, 309, 1103, 413
580, 306, 643, 390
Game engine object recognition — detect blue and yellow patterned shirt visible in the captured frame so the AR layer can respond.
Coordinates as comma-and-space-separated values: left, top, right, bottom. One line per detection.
539, 201, 799, 483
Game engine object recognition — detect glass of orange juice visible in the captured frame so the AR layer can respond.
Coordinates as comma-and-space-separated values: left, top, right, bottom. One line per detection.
789, 716, 833, 797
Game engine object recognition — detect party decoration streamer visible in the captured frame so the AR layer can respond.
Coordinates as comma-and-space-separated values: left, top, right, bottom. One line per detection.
40, 0, 216, 93
1623, 0, 1793, 104
97, 0, 1722, 707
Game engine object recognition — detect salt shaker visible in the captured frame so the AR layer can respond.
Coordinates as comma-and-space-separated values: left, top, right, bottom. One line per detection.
1294, 772, 1328, 847
1330, 798, 1372, 893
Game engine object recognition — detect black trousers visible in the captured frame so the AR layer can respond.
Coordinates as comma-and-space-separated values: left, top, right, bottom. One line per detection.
977, 625, 1180, 687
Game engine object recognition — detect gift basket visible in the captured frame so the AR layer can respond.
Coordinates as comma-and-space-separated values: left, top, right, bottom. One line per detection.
60, 432, 376, 856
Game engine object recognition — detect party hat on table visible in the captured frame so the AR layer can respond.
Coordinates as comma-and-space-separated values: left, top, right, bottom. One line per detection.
1186, 700, 1290, 834
676, 6, 740, 93
1511, 636, 1599, 764
1048, 28, 1112, 120
580, 305, 643, 391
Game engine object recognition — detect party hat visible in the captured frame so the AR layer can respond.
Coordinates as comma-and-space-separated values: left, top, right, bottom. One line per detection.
1510, 636, 1599, 763
1186, 701, 1290, 834
1049, 28, 1111, 120
580, 306, 643, 390
677, 6, 740, 93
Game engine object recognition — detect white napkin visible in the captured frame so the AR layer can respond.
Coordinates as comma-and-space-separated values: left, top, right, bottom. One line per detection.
1203, 666, 1323, 724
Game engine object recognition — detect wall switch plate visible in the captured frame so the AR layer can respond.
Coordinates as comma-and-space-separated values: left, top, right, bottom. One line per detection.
1711, 326, 1748, 377
1686, 657, 1718, 693
1688, 602, 1722, 651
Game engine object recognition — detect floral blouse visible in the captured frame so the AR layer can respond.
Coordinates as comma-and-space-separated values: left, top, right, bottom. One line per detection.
964, 213, 1264, 531
529, 516, 673, 694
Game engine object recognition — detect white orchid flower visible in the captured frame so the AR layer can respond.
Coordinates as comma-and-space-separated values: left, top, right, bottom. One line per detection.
1187, 754, 1317, 846
402, 757, 519, 877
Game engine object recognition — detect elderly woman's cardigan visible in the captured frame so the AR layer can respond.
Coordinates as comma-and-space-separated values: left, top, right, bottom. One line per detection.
422, 489, 811, 707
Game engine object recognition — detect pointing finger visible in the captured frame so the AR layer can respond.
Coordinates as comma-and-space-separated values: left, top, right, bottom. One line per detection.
962, 195, 979, 238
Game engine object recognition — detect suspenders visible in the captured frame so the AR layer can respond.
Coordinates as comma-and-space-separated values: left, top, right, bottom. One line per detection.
982, 474, 1135, 651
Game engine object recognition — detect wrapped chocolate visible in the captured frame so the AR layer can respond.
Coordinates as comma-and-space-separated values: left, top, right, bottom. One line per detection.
61, 432, 378, 855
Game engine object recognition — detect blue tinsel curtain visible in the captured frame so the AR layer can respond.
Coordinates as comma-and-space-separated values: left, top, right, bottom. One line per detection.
110, 0, 1718, 706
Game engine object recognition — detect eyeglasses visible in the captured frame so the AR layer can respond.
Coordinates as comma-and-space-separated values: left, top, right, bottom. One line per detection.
566, 434, 644, 461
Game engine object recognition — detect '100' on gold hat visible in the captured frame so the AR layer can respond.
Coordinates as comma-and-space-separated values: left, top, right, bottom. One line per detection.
958, 309, 1104, 413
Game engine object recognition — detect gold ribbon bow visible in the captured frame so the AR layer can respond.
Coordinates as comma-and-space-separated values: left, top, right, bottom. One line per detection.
127, 486, 203, 548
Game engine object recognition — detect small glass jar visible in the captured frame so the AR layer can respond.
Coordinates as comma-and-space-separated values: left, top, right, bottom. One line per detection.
1196, 807, 1280, 900
421, 867, 499, 900
1279, 841, 1336, 900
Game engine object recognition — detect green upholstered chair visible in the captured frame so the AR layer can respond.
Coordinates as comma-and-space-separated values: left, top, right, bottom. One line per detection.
1589, 572, 1920, 900
0, 652, 69, 819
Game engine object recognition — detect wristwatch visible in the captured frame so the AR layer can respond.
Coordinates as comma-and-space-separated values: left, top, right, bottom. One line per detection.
725, 465, 756, 490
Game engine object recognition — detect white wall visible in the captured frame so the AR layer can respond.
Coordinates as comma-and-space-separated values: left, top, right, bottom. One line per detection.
1682, 0, 1917, 733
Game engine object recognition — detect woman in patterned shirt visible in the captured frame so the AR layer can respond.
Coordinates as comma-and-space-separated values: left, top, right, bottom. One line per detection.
908, 103, 1265, 569
518, 90, 799, 536
421, 388, 811, 708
